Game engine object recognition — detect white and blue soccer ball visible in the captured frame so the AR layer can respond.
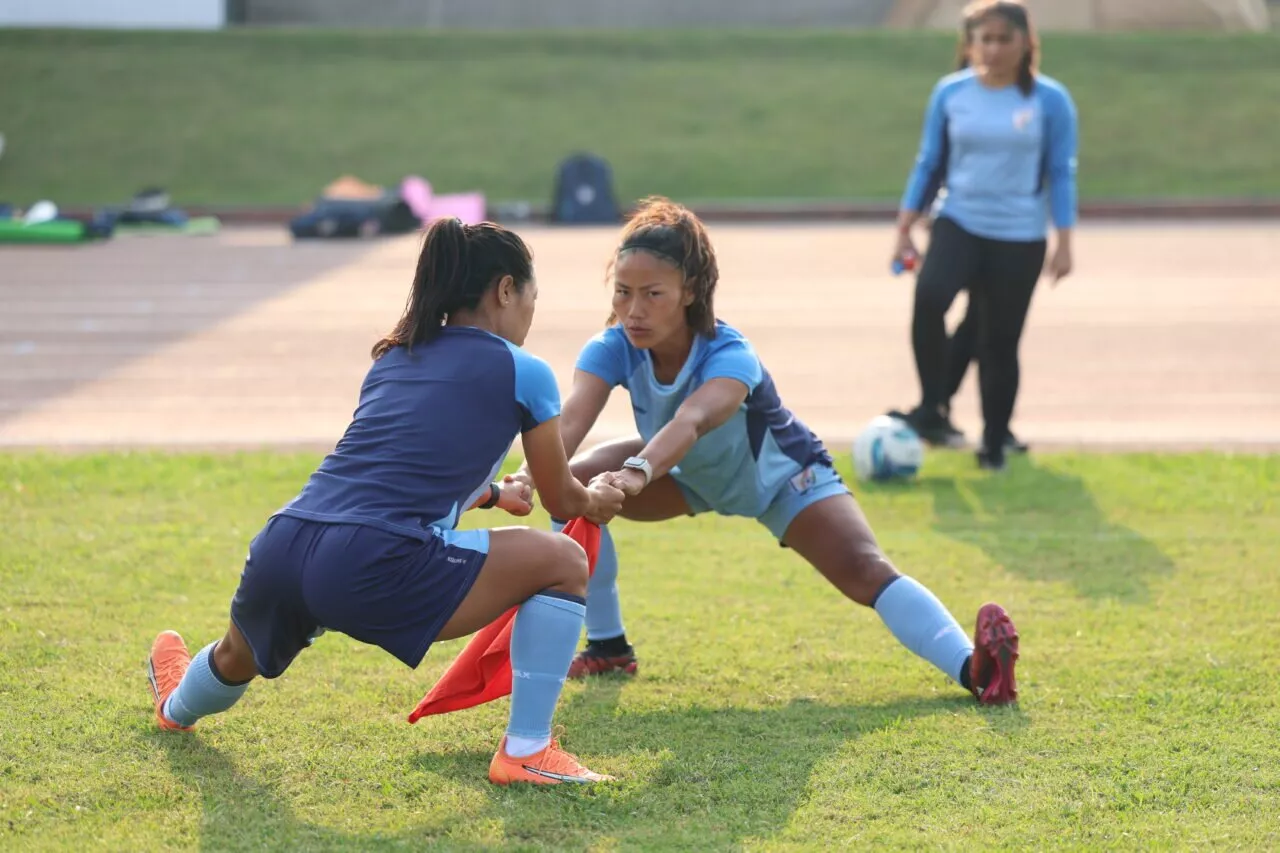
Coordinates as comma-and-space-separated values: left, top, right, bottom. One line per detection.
853, 415, 924, 482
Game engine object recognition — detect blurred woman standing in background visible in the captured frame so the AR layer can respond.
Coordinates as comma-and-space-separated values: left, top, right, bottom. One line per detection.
890, 0, 1079, 470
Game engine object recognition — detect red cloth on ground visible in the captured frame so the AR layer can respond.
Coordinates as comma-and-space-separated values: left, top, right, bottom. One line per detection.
408, 518, 600, 722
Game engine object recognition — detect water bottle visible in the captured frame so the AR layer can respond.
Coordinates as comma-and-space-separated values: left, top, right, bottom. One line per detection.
891, 252, 919, 277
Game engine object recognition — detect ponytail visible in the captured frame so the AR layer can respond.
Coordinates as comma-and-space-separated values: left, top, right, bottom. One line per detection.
1016, 46, 1036, 96
372, 218, 533, 359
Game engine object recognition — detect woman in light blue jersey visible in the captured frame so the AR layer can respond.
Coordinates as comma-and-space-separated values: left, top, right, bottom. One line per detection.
514, 196, 1021, 706
145, 218, 627, 787
889, 0, 1079, 469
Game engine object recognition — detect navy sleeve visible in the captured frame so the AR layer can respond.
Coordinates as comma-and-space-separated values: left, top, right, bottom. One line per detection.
901, 77, 953, 213
1041, 80, 1080, 229
510, 348, 562, 433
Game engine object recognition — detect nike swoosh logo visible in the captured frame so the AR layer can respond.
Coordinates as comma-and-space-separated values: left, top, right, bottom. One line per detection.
522, 765, 592, 783
147, 661, 161, 701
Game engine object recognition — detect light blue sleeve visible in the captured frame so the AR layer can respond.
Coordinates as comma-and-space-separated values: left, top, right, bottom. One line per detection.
900, 77, 953, 213
702, 337, 764, 392
1041, 80, 1079, 230
511, 348, 561, 433
573, 327, 630, 389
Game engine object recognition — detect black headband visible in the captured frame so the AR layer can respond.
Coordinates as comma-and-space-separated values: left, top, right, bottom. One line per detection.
619, 231, 684, 268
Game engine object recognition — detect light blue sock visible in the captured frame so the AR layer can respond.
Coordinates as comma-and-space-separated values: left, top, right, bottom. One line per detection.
506, 592, 586, 740
873, 576, 974, 685
163, 642, 251, 727
552, 518, 625, 641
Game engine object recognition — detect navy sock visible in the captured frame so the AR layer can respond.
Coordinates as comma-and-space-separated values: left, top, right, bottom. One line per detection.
587, 634, 631, 656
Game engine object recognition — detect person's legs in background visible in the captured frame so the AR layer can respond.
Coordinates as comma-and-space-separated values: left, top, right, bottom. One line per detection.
892, 217, 983, 447
943, 299, 977, 411
971, 237, 1048, 470
943, 298, 1029, 455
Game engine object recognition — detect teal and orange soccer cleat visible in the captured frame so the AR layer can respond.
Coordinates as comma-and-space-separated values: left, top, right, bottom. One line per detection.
489, 731, 615, 786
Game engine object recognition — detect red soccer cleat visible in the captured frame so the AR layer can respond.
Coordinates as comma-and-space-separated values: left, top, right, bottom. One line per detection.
970, 603, 1019, 705
566, 645, 638, 679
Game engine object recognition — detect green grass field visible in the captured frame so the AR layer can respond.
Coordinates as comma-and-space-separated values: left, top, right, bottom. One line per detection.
3, 450, 1279, 850
1, 30, 1278, 207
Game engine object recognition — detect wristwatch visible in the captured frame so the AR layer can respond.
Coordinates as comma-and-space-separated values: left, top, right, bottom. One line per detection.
622, 456, 653, 487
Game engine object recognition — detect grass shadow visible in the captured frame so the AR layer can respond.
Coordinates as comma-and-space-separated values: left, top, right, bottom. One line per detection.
150, 730, 351, 852
414, 691, 1011, 849
152, 681, 1025, 850
150, 726, 507, 851
917, 457, 1176, 603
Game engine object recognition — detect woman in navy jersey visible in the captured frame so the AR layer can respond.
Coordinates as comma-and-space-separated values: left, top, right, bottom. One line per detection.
890, 0, 1079, 469
145, 218, 626, 786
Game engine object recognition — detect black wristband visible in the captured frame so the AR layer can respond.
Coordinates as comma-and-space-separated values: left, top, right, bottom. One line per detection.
479, 482, 501, 509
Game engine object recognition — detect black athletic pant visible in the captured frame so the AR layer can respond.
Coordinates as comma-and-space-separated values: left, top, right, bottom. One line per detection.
912, 216, 1046, 450
943, 307, 978, 404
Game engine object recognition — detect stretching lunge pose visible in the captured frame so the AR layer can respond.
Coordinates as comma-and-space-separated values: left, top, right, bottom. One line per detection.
515, 196, 1021, 704
146, 218, 627, 786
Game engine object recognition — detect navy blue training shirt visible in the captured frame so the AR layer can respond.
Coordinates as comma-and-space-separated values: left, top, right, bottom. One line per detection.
278, 326, 560, 540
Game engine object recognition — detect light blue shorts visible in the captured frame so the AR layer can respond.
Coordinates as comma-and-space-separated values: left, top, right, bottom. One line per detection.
674, 462, 851, 542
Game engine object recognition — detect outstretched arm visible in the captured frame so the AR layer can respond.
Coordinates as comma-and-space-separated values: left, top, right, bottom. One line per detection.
507, 346, 624, 524
515, 369, 612, 485
557, 371, 613, 461
521, 416, 623, 524
606, 377, 749, 496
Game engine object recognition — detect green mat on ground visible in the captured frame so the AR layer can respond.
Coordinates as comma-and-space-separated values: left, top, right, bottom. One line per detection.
0, 219, 86, 243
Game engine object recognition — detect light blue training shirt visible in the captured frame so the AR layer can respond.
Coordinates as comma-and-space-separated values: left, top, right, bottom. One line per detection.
901, 68, 1079, 241
576, 321, 832, 518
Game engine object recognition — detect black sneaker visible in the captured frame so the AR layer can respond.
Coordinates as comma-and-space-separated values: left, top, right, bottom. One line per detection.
1005, 432, 1029, 454
976, 445, 1006, 471
888, 406, 966, 449
938, 417, 967, 448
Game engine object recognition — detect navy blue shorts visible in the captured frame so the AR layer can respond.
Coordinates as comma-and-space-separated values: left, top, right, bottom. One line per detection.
229, 514, 488, 679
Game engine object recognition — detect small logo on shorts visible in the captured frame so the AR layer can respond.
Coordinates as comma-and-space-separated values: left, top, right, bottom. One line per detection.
789, 466, 817, 494
447, 556, 467, 565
